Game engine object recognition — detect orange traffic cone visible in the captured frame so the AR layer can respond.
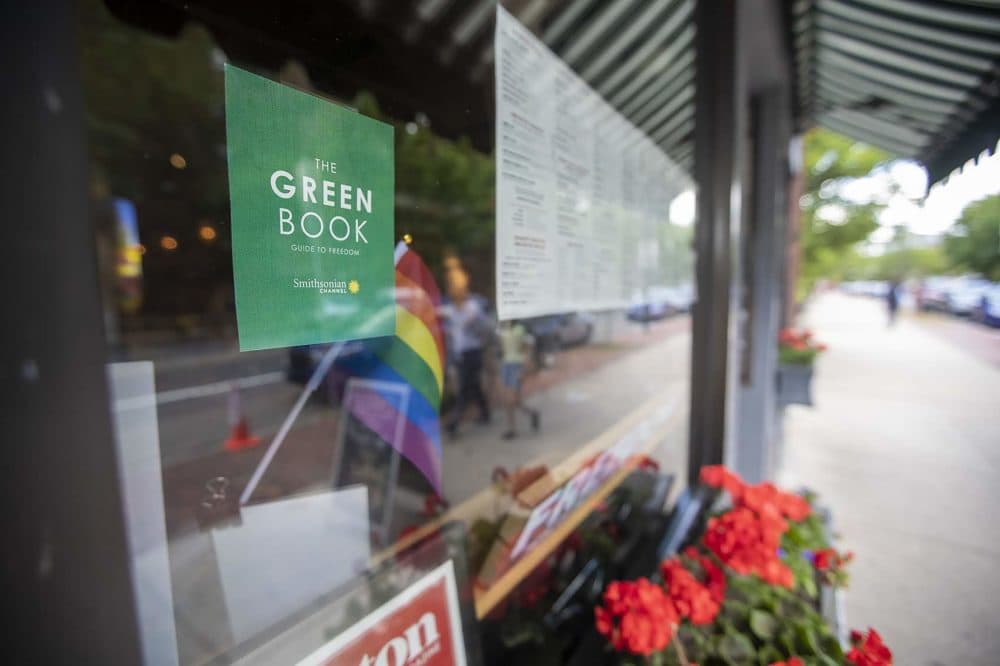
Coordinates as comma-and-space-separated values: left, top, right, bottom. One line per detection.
223, 385, 260, 452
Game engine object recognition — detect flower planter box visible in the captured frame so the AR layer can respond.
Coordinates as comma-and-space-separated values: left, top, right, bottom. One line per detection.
778, 362, 814, 406
817, 505, 848, 649
584, 467, 894, 666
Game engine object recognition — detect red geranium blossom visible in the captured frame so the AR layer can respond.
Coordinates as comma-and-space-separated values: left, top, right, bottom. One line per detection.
422, 493, 448, 516
594, 578, 678, 656
739, 481, 812, 522
699, 464, 746, 498
700, 466, 812, 522
637, 455, 660, 471
778, 328, 798, 345
847, 628, 893, 665
703, 507, 794, 588
814, 547, 834, 571
778, 328, 828, 355
814, 547, 853, 573
659, 558, 720, 625
769, 658, 804, 666
683, 546, 727, 604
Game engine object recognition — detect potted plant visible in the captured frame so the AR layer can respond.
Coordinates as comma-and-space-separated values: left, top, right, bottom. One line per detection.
591, 466, 892, 666
777, 329, 826, 407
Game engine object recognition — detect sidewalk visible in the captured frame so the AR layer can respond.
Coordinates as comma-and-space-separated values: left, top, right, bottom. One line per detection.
780, 292, 1000, 665
442, 318, 691, 503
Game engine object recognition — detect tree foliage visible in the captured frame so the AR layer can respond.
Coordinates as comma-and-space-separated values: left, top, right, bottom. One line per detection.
943, 194, 1000, 281
798, 128, 893, 297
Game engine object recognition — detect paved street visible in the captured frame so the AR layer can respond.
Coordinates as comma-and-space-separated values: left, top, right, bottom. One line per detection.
780, 292, 1000, 665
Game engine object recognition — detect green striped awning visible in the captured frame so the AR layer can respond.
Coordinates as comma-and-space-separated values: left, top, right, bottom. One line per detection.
792, 0, 1000, 182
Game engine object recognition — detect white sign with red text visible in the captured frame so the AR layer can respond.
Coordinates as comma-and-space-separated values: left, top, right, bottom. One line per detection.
296, 561, 466, 666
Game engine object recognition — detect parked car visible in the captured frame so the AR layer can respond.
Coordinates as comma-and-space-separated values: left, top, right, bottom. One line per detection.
522, 312, 595, 366
916, 276, 958, 311
287, 340, 369, 388
626, 285, 695, 322
975, 284, 1000, 327
945, 278, 993, 316
840, 280, 888, 298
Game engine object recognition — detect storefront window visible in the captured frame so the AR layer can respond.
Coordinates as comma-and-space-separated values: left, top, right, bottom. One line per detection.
80, 1, 695, 662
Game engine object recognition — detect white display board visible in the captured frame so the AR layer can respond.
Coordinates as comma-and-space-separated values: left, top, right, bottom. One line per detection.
495, 6, 691, 320
108, 362, 179, 666
212, 486, 370, 644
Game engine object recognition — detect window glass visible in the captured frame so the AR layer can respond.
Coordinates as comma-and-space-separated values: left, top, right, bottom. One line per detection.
80, 1, 694, 661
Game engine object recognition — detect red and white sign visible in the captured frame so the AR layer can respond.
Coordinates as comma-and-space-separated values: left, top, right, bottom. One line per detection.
297, 561, 467, 666
509, 405, 675, 560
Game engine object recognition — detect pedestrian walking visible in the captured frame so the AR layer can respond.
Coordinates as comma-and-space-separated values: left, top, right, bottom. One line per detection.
442, 257, 491, 437
497, 320, 540, 440
886, 279, 900, 326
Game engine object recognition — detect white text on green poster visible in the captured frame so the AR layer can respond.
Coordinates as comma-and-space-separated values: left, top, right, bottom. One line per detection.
225, 65, 395, 351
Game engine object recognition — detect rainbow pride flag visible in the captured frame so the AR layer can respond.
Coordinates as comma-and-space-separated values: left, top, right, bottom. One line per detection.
336, 242, 446, 492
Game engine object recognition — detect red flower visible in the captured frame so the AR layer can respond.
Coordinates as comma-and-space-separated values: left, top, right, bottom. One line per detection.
637, 455, 660, 471
847, 628, 893, 665
778, 327, 826, 354
778, 328, 798, 345
699, 465, 746, 498
774, 491, 812, 522
683, 546, 727, 604
737, 481, 812, 522
594, 578, 678, 656
422, 493, 447, 516
659, 558, 720, 625
813, 547, 852, 575
769, 659, 804, 666
760, 557, 795, 588
699, 464, 727, 487
703, 507, 793, 588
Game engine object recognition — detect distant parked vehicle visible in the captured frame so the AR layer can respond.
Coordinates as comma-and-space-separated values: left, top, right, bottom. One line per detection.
840, 281, 888, 298
917, 276, 961, 312
946, 278, 993, 316
975, 284, 1000, 327
522, 312, 595, 367
626, 284, 695, 322
287, 340, 369, 399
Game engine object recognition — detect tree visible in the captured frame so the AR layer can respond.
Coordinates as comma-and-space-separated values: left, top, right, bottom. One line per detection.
943, 195, 1000, 281
798, 128, 893, 297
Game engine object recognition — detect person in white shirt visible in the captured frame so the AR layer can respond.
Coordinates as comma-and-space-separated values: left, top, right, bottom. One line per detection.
442, 261, 491, 436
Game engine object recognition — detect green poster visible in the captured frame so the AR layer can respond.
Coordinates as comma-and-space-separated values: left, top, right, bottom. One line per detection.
225, 65, 395, 351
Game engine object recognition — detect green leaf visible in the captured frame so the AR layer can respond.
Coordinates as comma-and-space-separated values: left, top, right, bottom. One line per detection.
723, 599, 752, 626
820, 633, 845, 660
794, 623, 822, 656
718, 632, 757, 665
757, 645, 783, 665
778, 630, 796, 655
749, 610, 778, 640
